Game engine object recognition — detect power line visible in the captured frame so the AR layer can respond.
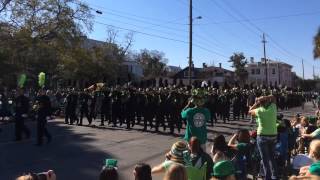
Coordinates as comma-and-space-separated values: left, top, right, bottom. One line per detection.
180, 0, 262, 57
195, 0, 262, 50
75, 0, 188, 25
209, 0, 261, 37
94, 21, 188, 43
74, 0, 233, 60
91, 9, 230, 57
217, 0, 318, 69
197, 10, 320, 25
72, 1, 189, 33
93, 20, 230, 59
95, 16, 188, 39
172, 0, 238, 57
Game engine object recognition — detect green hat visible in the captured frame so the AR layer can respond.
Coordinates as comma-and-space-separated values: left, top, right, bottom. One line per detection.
308, 116, 318, 125
309, 161, 320, 176
212, 160, 235, 177
105, 159, 118, 169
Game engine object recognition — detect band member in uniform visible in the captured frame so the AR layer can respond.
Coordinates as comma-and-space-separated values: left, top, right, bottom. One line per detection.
35, 89, 52, 146
14, 88, 31, 141
79, 89, 92, 126
100, 90, 110, 126
64, 89, 77, 125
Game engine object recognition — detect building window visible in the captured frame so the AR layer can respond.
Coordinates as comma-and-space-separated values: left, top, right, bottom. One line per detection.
256, 69, 260, 74
184, 71, 194, 77
272, 68, 275, 75
251, 69, 255, 75
184, 71, 188, 77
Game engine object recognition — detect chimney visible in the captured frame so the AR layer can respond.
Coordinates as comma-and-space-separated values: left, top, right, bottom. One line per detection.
250, 57, 254, 63
202, 63, 207, 68
219, 63, 222, 68
80, 35, 87, 39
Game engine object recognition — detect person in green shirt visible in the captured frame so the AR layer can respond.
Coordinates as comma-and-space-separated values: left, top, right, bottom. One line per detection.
228, 129, 252, 180
316, 95, 320, 110
189, 136, 214, 180
249, 95, 278, 180
302, 120, 320, 140
181, 89, 211, 150
302, 128, 320, 140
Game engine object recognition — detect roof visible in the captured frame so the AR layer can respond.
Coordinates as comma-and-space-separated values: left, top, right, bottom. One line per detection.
171, 66, 234, 79
201, 66, 234, 73
82, 38, 105, 49
165, 65, 182, 72
247, 58, 293, 68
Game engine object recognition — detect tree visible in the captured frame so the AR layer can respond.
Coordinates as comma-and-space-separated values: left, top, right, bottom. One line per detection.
229, 52, 248, 85
0, 0, 93, 87
135, 49, 168, 79
314, 28, 320, 59
0, 0, 11, 13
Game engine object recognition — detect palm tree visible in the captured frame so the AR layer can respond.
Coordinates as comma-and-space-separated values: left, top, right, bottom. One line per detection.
314, 28, 320, 59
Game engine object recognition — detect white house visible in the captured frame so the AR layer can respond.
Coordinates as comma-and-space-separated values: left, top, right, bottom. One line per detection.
246, 58, 294, 87
122, 60, 143, 79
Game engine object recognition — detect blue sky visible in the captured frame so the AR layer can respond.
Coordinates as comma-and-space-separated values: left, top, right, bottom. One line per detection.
81, 0, 320, 79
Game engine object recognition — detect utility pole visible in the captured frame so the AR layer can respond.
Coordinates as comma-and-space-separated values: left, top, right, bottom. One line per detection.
262, 33, 268, 86
313, 65, 315, 80
188, 0, 193, 86
277, 61, 280, 86
302, 59, 305, 80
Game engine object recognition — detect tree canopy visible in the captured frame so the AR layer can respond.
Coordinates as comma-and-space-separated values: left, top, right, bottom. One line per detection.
0, 0, 141, 88
135, 49, 168, 79
228, 52, 248, 85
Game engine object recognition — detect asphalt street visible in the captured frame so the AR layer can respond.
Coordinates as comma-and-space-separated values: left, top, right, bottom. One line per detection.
0, 102, 316, 180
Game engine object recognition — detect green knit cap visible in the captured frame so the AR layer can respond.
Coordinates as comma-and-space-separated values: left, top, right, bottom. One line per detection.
212, 160, 235, 177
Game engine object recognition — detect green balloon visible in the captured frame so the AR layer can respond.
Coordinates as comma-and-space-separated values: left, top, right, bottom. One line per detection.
38, 72, 45, 88
17, 74, 27, 88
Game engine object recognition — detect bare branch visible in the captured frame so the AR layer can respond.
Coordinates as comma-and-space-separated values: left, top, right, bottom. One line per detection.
0, 0, 12, 13
106, 26, 118, 44
121, 31, 134, 56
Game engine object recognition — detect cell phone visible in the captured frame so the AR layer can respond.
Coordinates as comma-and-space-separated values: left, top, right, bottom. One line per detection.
37, 173, 47, 180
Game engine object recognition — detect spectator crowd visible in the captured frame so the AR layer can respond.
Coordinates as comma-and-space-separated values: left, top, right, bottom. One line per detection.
13, 92, 320, 180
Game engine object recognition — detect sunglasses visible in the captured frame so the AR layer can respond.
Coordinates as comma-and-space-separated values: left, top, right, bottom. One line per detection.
30, 172, 48, 180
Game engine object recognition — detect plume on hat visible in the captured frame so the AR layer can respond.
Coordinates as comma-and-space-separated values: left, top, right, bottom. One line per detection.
17, 74, 27, 88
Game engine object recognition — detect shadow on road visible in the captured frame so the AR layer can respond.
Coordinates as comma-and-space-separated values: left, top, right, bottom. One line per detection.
0, 121, 112, 180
